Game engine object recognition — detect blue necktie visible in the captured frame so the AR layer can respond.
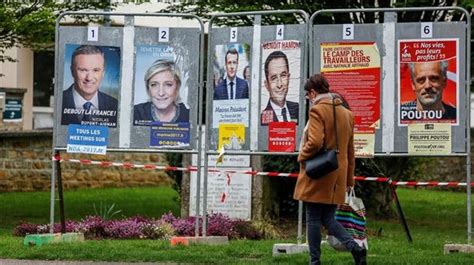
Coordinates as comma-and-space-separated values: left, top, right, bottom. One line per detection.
229, 81, 234, 99
282, 107, 288, 121
83, 102, 93, 121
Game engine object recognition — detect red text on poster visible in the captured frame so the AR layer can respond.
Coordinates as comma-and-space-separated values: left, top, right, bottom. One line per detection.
268, 122, 296, 152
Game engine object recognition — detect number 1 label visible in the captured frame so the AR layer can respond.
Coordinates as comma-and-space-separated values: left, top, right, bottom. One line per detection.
88, 26, 99, 41
159, 27, 169, 42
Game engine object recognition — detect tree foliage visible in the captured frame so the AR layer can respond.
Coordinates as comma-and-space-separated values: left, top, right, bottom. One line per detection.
0, 1, 114, 63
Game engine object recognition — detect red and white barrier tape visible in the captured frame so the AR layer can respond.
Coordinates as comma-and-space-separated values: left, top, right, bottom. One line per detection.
52, 156, 474, 187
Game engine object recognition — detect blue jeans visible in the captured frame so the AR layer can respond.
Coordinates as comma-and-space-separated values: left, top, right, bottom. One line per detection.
306, 202, 357, 265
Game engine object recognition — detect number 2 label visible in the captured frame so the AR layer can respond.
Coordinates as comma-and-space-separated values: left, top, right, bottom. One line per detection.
159, 27, 169, 42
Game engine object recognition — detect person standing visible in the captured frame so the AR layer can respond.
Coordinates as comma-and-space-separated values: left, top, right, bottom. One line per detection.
293, 74, 366, 265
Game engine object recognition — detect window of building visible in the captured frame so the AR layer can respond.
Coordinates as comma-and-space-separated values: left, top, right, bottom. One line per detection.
33, 51, 54, 107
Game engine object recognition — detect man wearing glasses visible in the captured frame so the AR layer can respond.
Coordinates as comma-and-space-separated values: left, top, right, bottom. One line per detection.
261, 50, 299, 125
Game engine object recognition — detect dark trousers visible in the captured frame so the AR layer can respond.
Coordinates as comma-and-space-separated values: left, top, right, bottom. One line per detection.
306, 202, 357, 265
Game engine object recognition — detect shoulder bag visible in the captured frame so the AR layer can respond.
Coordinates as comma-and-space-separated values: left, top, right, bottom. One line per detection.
304, 98, 339, 179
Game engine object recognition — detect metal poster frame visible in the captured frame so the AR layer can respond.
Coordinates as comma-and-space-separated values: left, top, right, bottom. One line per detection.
204, 10, 309, 237
310, 7, 471, 243
51, 11, 205, 234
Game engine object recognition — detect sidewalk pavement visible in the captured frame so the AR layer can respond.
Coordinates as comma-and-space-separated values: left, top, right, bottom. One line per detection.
0, 260, 179, 265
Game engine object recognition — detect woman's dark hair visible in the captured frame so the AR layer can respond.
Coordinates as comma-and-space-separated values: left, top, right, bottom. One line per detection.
304, 73, 330, 94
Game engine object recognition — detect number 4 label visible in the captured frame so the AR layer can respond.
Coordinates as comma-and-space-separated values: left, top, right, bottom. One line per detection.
276, 25, 284, 40
88, 26, 99, 42
421, 23, 432, 38
343, 24, 354, 40
159, 27, 169, 42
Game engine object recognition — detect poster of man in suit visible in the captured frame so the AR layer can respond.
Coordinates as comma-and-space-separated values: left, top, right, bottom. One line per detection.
61, 44, 121, 127
260, 40, 301, 125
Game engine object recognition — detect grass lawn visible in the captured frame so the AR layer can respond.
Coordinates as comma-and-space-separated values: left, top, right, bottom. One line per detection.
0, 186, 473, 264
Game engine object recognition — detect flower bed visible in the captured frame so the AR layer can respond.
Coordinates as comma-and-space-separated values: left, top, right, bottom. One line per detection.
13, 212, 268, 240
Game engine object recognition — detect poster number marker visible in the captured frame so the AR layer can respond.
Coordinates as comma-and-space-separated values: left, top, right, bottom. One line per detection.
421, 23, 432, 38
88, 26, 99, 41
230, 28, 238, 42
276, 25, 284, 40
159, 27, 169, 42
342, 24, 354, 40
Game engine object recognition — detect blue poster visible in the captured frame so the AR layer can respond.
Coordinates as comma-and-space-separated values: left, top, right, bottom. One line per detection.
67, 124, 109, 154
150, 122, 190, 148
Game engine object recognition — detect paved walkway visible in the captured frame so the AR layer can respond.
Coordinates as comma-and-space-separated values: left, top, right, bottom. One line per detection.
0, 260, 178, 265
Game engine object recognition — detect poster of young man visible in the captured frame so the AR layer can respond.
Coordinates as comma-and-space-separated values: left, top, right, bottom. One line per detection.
398, 39, 458, 125
61, 44, 121, 128
133, 45, 191, 147
320, 42, 380, 157
212, 44, 250, 149
260, 40, 301, 125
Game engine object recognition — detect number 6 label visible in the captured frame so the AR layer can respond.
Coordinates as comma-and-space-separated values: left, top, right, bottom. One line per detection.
159, 27, 169, 42
342, 24, 354, 40
88, 26, 99, 42
230, 27, 238, 42
421, 23, 432, 38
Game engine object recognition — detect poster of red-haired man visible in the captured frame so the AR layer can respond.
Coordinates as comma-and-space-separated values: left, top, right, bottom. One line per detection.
398, 39, 458, 125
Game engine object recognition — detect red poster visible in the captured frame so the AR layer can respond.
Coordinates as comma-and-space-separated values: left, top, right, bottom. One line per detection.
398, 39, 458, 125
320, 42, 380, 133
268, 122, 296, 152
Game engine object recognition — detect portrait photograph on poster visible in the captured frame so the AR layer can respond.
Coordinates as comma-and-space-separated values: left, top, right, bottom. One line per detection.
61, 44, 121, 128
260, 40, 301, 126
398, 39, 458, 125
133, 45, 190, 127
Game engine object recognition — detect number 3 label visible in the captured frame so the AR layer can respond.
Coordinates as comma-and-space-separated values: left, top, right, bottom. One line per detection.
421, 23, 432, 38
342, 24, 354, 40
230, 27, 238, 42
88, 26, 99, 42
159, 27, 169, 42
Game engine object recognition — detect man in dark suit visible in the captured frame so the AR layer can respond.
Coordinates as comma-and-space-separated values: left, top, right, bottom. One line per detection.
400, 60, 456, 123
213, 48, 249, 100
61, 45, 118, 127
261, 50, 299, 125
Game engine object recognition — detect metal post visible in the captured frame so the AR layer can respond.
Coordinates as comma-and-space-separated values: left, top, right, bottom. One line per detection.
56, 151, 66, 234
297, 200, 304, 244
390, 184, 413, 242
49, 150, 57, 234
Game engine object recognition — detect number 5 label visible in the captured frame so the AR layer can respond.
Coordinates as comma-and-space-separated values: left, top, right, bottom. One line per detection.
230, 27, 238, 42
159, 27, 169, 42
421, 23, 432, 38
342, 24, 354, 40
88, 26, 99, 42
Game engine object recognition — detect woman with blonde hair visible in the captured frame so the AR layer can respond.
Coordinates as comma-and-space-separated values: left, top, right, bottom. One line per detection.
134, 60, 189, 125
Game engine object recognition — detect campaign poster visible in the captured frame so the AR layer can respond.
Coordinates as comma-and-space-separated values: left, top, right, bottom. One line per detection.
149, 122, 190, 148
218, 123, 245, 150
268, 121, 296, 152
408, 123, 451, 155
133, 45, 190, 126
398, 39, 458, 125
212, 43, 251, 101
321, 42, 380, 157
61, 44, 120, 128
260, 40, 301, 125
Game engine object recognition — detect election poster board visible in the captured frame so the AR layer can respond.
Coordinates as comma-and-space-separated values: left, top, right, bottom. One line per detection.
212, 43, 251, 150
398, 39, 458, 125
320, 42, 380, 157
61, 44, 121, 128
260, 40, 301, 126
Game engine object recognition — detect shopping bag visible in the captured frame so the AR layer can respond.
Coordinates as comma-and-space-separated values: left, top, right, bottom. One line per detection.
328, 188, 368, 251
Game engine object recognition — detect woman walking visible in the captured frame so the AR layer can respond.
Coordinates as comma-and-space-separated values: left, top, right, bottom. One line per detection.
294, 74, 367, 265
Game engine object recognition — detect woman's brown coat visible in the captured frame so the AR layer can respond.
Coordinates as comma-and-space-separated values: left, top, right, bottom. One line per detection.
293, 97, 355, 205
